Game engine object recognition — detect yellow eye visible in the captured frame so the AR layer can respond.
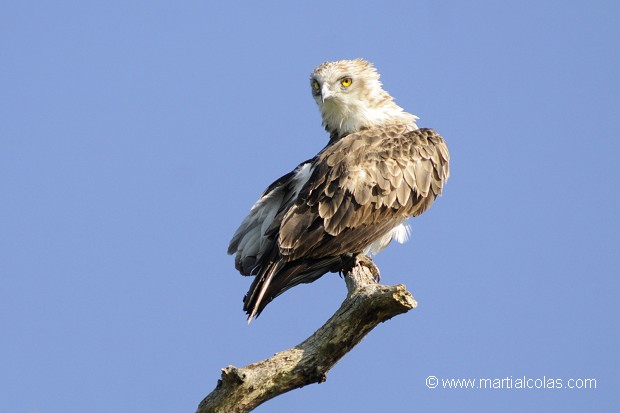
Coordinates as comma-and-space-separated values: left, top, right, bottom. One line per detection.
312, 81, 320, 91
341, 77, 352, 87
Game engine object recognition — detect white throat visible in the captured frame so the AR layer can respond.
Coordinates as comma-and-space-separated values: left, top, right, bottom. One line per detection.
320, 99, 418, 137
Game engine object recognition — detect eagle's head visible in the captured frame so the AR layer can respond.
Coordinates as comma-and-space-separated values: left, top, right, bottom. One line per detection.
310, 58, 418, 138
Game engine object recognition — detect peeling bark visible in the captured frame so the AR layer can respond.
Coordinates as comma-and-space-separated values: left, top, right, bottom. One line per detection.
196, 257, 417, 413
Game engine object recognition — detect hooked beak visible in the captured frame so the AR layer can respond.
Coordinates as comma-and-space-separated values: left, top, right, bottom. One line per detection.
321, 85, 333, 103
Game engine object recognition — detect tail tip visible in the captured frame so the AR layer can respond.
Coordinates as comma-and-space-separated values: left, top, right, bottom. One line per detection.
246, 312, 256, 324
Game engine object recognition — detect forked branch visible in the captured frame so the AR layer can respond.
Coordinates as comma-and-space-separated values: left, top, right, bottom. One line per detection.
196, 256, 417, 413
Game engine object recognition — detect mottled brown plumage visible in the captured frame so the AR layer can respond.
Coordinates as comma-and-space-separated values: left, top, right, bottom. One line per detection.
279, 126, 449, 261
228, 59, 450, 321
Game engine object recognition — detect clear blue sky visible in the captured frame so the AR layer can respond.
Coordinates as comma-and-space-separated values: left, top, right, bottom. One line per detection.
2, 1, 619, 412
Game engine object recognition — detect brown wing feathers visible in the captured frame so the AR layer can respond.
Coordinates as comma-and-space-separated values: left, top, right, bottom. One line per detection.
279, 127, 449, 259
238, 126, 449, 319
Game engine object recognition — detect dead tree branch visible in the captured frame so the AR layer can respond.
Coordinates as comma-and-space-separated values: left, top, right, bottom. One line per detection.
196, 257, 417, 413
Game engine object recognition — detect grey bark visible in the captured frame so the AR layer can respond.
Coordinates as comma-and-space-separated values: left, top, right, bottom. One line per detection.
196, 257, 417, 413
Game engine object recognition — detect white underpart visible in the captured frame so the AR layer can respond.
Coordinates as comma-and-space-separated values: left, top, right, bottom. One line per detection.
234, 163, 313, 266
291, 162, 313, 197
320, 98, 418, 137
365, 221, 411, 255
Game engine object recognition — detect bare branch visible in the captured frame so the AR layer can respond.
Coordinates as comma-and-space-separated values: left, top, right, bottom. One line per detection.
196, 257, 417, 413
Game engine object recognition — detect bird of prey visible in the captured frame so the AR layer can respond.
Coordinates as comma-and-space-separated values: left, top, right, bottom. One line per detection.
228, 59, 450, 321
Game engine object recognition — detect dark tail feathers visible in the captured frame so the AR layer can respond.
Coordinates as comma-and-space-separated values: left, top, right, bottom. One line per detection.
243, 256, 343, 322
